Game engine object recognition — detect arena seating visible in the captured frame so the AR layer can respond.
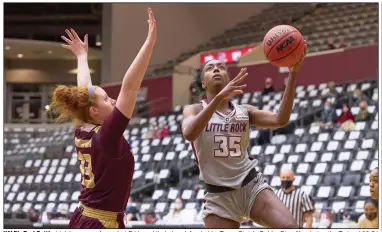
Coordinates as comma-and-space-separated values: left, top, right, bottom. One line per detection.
152, 3, 378, 75
296, 3, 378, 52
4, 78, 378, 225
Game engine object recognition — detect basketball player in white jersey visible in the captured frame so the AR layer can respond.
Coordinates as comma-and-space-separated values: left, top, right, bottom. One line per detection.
182, 41, 307, 228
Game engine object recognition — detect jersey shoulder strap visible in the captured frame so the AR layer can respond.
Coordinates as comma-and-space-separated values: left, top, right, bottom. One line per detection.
200, 99, 208, 109
233, 103, 250, 117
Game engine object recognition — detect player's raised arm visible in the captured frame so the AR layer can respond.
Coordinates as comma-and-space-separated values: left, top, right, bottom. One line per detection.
182, 68, 248, 142
243, 41, 307, 129
61, 29, 92, 87
116, 7, 157, 119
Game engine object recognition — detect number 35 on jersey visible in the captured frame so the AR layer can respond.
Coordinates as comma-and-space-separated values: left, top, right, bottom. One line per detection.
214, 136, 242, 157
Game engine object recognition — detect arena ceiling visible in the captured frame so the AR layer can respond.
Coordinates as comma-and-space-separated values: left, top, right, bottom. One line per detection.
4, 3, 102, 48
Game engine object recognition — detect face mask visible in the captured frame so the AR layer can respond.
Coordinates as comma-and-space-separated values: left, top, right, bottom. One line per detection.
175, 203, 183, 210
319, 218, 331, 228
281, 180, 293, 189
365, 213, 377, 221
353, 94, 358, 99
324, 106, 330, 111
126, 204, 132, 210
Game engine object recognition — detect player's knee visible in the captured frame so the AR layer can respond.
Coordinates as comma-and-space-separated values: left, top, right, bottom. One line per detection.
283, 221, 298, 229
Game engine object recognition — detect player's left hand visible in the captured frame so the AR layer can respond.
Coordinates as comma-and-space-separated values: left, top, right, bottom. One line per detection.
146, 7, 157, 45
61, 29, 88, 58
289, 40, 307, 73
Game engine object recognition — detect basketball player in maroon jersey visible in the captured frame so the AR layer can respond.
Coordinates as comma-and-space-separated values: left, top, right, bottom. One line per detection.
182, 41, 307, 228
50, 8, 156, 229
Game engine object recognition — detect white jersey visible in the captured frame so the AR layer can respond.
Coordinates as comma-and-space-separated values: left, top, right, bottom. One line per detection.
191, 100, 258, 189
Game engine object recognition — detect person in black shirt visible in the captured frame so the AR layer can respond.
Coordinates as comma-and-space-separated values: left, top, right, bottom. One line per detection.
125, 197, 139, 223
262, 77, 275, 95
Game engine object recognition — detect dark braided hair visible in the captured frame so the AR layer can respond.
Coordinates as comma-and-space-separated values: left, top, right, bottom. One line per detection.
364, 198, 378, 209
194, 64, 206, 95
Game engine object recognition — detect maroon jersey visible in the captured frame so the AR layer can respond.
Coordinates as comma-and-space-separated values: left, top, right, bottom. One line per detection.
74, 107, 134, 212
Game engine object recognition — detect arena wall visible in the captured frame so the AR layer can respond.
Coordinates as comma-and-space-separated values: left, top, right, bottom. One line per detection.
101, 3, 273, 84
230, 44, 378, 92
103, 75, 173, 117
103, 44, 378, 117
4, 59, 101, 84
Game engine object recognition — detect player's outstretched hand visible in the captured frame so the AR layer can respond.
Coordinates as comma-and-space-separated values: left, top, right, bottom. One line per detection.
216, 68, 248, 101
61, 29, 88, 57
289, 40, 307, 73
146, 7, 157, 45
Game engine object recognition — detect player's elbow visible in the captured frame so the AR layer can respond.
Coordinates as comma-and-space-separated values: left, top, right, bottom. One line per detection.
183, 131, 196, 142
275, 115, 290, 128
182, 126, 197, 142
278, 119, 289, 128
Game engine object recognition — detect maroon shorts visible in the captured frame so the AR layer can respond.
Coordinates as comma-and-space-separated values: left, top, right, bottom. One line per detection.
69, 207, 125, 229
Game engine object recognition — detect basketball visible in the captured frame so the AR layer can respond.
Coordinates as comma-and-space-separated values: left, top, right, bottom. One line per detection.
263, 25, 305, 67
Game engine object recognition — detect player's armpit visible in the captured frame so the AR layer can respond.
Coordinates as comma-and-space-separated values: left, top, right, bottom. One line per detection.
116, 90, 139, 119
243, 104, 288, 129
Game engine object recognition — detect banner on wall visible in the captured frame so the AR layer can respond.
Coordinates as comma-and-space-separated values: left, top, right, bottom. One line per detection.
200, 46, 256, 65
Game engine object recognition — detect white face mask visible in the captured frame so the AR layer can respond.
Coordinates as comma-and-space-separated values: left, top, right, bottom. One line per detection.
175, 203, 182, 210
319, 218, 331, 228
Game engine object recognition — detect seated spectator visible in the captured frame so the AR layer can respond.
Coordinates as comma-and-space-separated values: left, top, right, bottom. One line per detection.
262, 77, 275, 95
124, 197, 139, 223
143, 208, 158, 225
319, 100, 337, 129
162, 198, 197, 224
322, 81, 339, 99
340, 210, 358, 228
143, 122, 156, 139
317, 211, 333, 228
322, 81, 344, 108
355, 101, 371, 122
369, 168, 378, 200
27, 207, 40, 223
153, 120, 169, 139
338, 37, 347, 48
327, 37, 346, 50
337, 104, 355, 131
358, 199, 378, 228
352, 88, 371, 106
53, 205, 69, 220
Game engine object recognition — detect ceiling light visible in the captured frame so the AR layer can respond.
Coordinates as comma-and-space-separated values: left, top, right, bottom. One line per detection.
96, 34, 102, 46
17, 54, 23, 58
5, 46, 11, 50
69, 68, 95, 74
48, 50, 53, 54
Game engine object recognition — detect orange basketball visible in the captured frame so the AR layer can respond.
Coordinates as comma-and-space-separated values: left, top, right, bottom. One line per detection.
263, 25, 305, 67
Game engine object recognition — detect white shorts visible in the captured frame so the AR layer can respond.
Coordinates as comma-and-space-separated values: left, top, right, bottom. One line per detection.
203, 172, 271, 223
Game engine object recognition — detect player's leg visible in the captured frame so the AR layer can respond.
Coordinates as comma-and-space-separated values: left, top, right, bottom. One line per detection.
203, 191, 243, 228
204, 214, 240, 228
249, 189, 298, 228
117, 213, 125, 229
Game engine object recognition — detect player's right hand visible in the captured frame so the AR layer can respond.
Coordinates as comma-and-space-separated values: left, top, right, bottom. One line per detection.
216, 68, 248, 101
146, 7, 157, 45
61, 29, 88, 57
